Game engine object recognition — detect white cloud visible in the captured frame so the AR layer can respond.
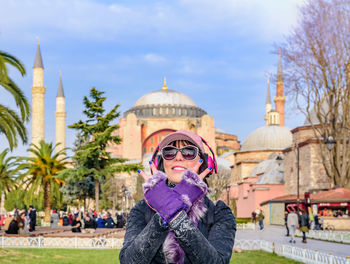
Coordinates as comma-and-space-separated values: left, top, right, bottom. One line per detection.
0, 0, 304, 43
143, 53, 166, 64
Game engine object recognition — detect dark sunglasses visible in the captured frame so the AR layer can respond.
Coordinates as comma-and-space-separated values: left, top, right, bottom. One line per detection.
161, 145, 199, 161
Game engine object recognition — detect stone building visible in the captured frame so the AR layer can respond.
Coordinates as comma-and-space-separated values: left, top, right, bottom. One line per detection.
283, 120, 331, 196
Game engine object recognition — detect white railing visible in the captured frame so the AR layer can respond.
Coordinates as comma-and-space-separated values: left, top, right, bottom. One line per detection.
1, 236, 349, 263
296, 230, 350, 244
234, 239, 350, 264
0, 236, 124, 249
236, 222, 255, 230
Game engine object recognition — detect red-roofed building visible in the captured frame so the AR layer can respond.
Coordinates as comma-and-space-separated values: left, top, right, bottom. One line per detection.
260, 188, 350, 230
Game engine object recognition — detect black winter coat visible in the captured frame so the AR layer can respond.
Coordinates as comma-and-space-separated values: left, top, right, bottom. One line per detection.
120, 197, 236, 264
5, 220, 19, 234
299, 213, 309, 227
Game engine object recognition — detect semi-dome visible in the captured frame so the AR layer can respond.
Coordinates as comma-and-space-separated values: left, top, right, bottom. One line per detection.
124, 82, 207, 118
134, 89, 197, 107
241, 125, 292, 152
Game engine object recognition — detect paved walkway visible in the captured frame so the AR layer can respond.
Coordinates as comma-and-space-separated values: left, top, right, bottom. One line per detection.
236, 225, 350, 258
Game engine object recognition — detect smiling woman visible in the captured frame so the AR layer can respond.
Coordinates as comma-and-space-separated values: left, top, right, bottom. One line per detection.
120, 130, 236, 264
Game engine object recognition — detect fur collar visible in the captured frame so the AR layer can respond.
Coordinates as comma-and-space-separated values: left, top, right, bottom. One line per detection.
162, 170, 208, 264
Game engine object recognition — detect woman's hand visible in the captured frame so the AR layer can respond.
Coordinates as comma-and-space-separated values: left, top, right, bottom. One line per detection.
138, 159, 211, 182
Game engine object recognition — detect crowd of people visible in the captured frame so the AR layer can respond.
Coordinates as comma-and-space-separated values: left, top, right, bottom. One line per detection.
0, 207, 127, 234
0, 206, 36, 234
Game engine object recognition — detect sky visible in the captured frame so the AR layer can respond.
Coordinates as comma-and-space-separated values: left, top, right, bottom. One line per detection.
0, 0, 306, 157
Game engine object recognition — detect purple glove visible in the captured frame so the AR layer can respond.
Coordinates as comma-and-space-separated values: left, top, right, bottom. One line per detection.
143, 172, 187, 225
173, 169, 208, 210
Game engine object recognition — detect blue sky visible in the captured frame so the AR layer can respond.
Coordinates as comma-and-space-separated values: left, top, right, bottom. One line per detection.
0, 0, 305, 157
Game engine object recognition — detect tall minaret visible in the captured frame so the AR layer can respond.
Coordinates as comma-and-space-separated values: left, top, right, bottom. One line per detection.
31, 40, 45, 148
274, 49, 286, 126
55, 72, 66, 156
264, 76, 272, 125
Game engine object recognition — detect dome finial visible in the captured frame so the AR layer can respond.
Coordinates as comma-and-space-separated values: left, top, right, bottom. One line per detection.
162, 77, 168, 90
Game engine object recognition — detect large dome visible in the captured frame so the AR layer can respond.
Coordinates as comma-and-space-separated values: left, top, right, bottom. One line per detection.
241, 125, 292, 152
134, 89, 197, 107
124, 88, 206, 118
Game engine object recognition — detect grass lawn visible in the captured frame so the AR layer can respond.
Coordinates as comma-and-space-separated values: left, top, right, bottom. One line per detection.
0, 248, 301, 263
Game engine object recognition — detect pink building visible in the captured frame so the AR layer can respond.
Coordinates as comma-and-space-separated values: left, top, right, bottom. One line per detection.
232, 154, 286, 218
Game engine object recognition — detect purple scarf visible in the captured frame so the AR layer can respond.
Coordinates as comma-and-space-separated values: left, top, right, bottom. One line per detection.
143, 170, 208, 264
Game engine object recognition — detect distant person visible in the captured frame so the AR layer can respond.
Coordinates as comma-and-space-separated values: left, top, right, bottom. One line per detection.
68, 213, 73, 225
28, 205, 36, 232
257, 209, 264, 230
0, 214, 5, 230
83, 216, 97, 233
287, 210, 298, 243
309, 212, 315, 230
4, 213, 13, 231
50, 209, 60, 227
96, 215, 106, 228
105, 213, 116, 228
116, 213, 125, 228
251, 211, 257, 224
6, 215, 20, 234
72, 216, 82, 233
18, 213, 29, 235
62, 214, 70, 226
314, 213, 320, 230
284, 211, 289, 236
299, 210, 309, 243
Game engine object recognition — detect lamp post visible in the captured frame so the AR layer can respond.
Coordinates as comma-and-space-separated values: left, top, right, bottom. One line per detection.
325, 136, 336, 188
226, 185, 230, 207
325, 136, 336, 151
296, 143, 300, 212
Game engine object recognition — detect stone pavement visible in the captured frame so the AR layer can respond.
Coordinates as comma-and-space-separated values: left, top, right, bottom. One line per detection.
235, 224, 350, 258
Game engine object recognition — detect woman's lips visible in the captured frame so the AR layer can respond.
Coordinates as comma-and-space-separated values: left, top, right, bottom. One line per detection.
172, 166, 186, 172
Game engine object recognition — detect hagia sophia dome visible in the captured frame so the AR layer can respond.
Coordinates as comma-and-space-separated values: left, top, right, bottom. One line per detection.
124, 78, 207, 118
241, 125, 292, 152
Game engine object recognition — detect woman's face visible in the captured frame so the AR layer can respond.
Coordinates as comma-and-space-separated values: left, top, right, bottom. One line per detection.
163, 141, 200, 184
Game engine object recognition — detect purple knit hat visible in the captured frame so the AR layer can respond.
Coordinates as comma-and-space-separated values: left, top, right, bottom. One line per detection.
158, 130, 205, 153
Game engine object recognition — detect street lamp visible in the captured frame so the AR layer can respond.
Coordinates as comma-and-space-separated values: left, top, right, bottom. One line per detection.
296, 143, 300, 212
325, 136, 336, 151
226, 185, 231, 207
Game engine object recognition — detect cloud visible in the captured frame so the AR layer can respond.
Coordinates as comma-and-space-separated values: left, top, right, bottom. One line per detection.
0, 0, 304, 44
143, 53, 166, 64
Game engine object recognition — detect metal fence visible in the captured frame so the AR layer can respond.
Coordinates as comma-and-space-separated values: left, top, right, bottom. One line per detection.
295, 230, 350, 244
1, 236, 349, 263
236, 222, 255, 230
234, 240, 350, 264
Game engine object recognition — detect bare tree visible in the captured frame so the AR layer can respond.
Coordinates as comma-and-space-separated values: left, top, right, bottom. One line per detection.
279, 0, 350, 188
207, 164, 231, 203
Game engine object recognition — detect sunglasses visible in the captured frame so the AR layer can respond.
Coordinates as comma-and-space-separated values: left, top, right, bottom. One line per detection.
161, 145, 199, 161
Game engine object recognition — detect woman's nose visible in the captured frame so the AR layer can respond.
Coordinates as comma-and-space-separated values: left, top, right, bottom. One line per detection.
174, 150, 184, 161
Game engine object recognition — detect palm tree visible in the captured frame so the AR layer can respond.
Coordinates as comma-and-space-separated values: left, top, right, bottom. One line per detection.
21, 140, 68, 223
0, 50, 30, 150
0, 148, 22, 208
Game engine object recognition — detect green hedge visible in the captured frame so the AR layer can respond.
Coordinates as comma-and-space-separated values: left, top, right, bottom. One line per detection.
236, 218, 252, 224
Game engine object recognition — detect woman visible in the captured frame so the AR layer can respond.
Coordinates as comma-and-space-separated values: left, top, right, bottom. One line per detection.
257, 209, 264, 230
120, 130, 236, 264
5, 215, 20, 234
299, 210, 309, 243
18, 212, 29, 235
71, 216, 82, 233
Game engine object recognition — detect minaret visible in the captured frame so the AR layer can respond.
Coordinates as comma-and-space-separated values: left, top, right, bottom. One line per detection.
31, 40, 46, 148
55, 72, 66, 156
274, 49, 286, 126
264, 76, 272, 125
